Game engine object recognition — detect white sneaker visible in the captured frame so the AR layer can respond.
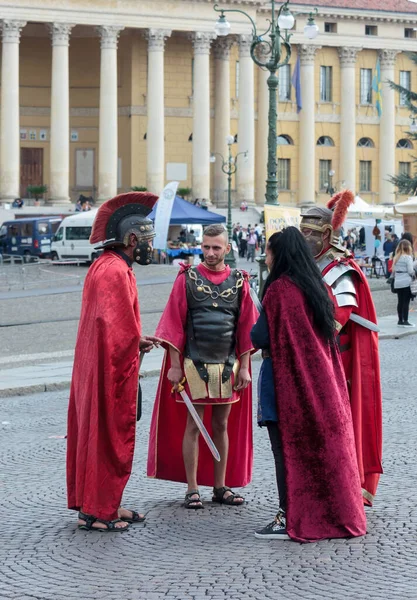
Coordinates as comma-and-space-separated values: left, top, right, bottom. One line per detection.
255, 510, 290, 540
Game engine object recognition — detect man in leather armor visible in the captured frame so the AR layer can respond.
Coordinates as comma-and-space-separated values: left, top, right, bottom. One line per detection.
300, 190, 383, 506
67, 192, 161, 532
147, 224, 258, 509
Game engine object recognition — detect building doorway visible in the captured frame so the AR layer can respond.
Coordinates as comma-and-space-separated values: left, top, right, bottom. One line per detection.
20, 148, 43, 198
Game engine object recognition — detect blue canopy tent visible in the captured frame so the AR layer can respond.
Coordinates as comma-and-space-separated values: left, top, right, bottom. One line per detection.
149, 195, 226, 225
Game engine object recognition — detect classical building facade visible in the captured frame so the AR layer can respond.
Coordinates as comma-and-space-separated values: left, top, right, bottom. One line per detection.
1, 0, 417, 207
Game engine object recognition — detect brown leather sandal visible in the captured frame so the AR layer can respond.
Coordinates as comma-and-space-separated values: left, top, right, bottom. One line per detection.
212, 486, 244, 506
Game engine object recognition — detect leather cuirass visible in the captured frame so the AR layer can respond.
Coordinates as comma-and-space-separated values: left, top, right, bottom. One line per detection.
185, 267, 243, 382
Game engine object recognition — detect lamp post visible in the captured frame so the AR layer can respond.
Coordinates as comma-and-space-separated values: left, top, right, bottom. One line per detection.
214, 1, 319, 206
211, 135, 248, 267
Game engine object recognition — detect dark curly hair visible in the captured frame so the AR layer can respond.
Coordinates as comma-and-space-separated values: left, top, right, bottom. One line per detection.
262, 227, 336, 342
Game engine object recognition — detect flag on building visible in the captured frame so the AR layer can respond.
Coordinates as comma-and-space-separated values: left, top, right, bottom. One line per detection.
291, 56, 302, 113
372, 58, 382, 117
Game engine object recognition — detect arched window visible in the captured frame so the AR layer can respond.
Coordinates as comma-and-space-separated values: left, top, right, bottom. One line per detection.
277, 135, 294, 145
317, 136, 335, 147
357, 137, 375, 148
397, 138, 413, 149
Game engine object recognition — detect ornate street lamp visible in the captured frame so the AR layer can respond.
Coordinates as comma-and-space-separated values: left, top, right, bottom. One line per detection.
214, 1, 318, 206
211, 135, 248, 267
326, 169, 336, 196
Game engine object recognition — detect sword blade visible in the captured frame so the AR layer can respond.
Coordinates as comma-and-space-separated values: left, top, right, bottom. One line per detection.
349, 313, 380, 333
179, 389, 221, 462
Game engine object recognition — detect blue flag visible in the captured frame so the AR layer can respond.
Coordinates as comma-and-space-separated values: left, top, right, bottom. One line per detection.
291, 56, 302, 113
372, 58, 382, 117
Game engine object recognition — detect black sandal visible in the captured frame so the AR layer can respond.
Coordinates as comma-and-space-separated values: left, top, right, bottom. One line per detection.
78, 511, 130, 532
212, 486, 244, 506
183, 490, 204, 510
120, 509, 146, 524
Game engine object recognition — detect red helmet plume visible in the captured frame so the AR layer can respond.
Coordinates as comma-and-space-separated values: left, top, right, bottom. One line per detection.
327, 189, 355, 232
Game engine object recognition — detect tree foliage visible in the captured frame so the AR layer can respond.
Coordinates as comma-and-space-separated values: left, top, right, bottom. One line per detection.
389, 52, 417, 196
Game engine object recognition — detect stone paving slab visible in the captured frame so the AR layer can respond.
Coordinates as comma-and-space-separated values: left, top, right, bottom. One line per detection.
1, 341, 417, 599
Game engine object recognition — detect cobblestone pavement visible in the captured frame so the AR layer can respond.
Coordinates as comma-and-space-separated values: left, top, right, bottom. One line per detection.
1, 338, 417, 600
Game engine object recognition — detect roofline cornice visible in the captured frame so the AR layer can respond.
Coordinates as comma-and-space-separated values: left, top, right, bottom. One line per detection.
257, 4, 417, 24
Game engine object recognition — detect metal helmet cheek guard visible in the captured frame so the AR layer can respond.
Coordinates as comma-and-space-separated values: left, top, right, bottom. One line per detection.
300, 189, 355, 254
89, 192, 158, 259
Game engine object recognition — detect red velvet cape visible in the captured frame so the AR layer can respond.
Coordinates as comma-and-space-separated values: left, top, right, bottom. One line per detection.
67, 251, 141, 521
323, 258, 383, 505
263, 276, 366, 543
147, 263, 258, 487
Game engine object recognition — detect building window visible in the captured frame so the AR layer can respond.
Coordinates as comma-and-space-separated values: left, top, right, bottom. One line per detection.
399, 71, 411, 106
397, 138, 413, 149
235, 61, 239, 98
360, 69, 373, 104
277, 159, 290, 190
405, 28, 417, 39
319, 160, 332, 192
365, 25, 378, 36
279, 64, 291, 101
320, 66, 333, 102
359, 161, 372, 191
277, 134, 294, 145
399, 162, 411, 177
317, 136, 335, 147
324, 22, 337, 33
357, 137, 375, 148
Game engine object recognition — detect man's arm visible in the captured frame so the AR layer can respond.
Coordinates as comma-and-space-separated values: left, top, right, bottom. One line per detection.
167, 346, 184, 391
234, 351, 251, 391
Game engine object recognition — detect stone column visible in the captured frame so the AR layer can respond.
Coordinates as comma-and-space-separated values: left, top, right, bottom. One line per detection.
338, 47, 361, 193
0, 20, 26, 201
379, 49, 400, 206
237, 35, 255, 205
298, 44, 320, 207
145, 29, 171, 195
189, 32, 215, 202
213, 38, 233, 207
96, 25, 124, 203
47, 23, 74, 205
256, 67, 269, 205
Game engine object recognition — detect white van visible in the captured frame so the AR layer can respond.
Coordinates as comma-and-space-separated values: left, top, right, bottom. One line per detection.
50, 210, 101, 263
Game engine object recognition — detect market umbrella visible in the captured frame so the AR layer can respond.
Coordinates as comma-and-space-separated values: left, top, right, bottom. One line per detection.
347, 195, 386, 219
393, 197, 417, 215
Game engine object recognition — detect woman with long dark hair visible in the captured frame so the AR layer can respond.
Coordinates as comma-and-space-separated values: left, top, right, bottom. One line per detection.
251, 227, 366, 543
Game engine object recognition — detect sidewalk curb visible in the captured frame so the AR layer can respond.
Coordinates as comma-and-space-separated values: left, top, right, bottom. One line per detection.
0, 366, 164, 399
0, 333, 414, 399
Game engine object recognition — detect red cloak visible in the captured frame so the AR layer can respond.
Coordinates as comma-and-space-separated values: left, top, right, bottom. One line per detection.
264, 276, 366, 543
323, 257, 383, 506
67, 251, 141, 521
147, 263, 258, 487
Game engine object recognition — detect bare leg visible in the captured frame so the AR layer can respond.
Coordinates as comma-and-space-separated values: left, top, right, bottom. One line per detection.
212, 404, 232, 488
183, 404, 205, 507
211, 403, 244, 504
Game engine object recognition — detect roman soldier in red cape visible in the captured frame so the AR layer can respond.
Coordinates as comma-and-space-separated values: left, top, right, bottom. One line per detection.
147, 224, 258, 509
67, 191, 160, 532
300, 190, 383, 506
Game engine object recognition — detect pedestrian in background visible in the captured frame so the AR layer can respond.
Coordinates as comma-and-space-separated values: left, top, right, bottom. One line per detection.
251, 227, 366, 543
393, 239, 415, 327
383, 231, 394, 278
246, 228, 258, 263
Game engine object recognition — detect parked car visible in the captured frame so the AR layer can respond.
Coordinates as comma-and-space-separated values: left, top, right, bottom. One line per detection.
0, 217, 62, 261
50, 210, 101, 264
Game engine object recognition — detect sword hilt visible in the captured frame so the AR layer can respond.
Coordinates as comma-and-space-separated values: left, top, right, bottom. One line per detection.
172, 377, 187, 394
